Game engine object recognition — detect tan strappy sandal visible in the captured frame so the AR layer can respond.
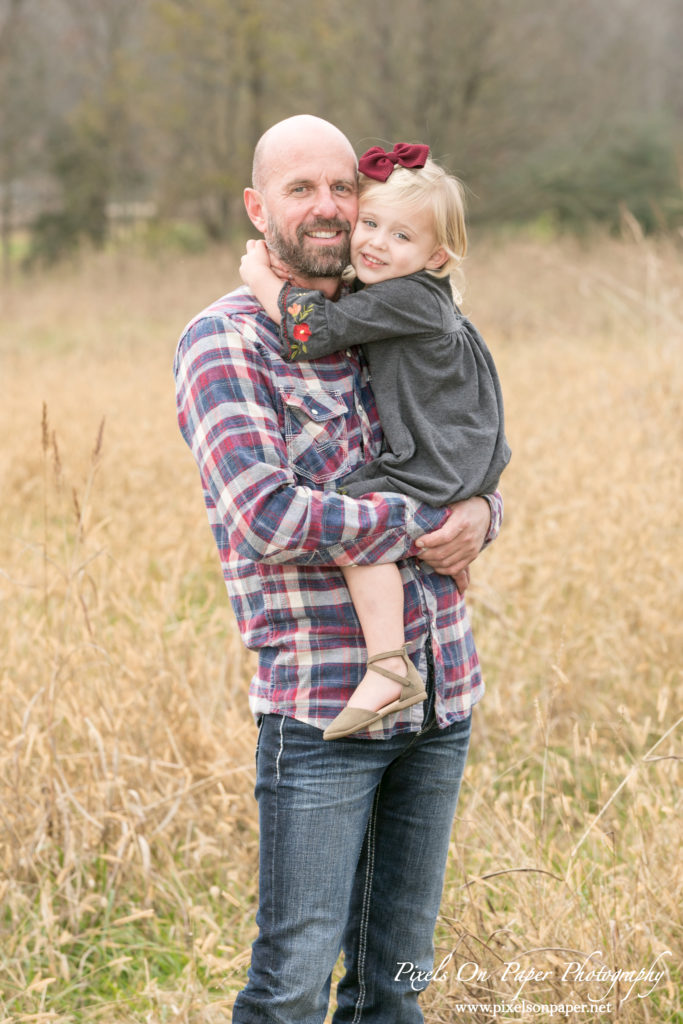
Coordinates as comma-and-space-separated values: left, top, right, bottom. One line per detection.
323, 645, 427, 740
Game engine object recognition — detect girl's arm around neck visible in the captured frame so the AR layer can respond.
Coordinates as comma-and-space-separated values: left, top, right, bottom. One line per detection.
279, 272, 442, 362
239, 240, 283, 323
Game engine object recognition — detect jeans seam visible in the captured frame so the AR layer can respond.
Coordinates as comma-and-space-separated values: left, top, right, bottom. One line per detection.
351, 787, 379, 1023
264, 716, 286, 997
275, 714, 285, 782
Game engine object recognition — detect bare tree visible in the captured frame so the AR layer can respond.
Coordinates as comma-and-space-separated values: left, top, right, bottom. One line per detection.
0, 0, 50, 278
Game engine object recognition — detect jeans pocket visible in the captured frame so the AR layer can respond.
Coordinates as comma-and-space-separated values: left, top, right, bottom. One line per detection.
254, 714, 265, 766
283, 388, 350, 483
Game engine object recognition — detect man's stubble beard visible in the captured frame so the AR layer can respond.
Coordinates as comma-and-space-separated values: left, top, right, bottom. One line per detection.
267, 217, 351, 278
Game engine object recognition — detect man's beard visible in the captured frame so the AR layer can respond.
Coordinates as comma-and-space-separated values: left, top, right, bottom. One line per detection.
267, 217, 351, 278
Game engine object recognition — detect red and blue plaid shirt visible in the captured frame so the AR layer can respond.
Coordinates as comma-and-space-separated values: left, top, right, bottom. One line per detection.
174, 285, 503, 738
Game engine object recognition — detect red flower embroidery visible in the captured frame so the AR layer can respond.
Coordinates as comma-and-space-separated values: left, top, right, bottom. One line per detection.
293, 323, 311, 343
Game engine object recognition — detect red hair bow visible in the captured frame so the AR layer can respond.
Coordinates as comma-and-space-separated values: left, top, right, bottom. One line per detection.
358, 143, 430, 182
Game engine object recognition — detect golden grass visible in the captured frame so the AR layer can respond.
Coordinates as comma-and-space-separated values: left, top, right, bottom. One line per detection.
0, 232, 681, 1022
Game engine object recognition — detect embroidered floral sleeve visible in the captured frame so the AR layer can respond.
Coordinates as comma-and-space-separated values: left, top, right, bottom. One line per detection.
278, 285, 330, 361
276, 273, 444, 364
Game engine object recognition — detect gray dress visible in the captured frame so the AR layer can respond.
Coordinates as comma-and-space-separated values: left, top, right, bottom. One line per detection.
277, 270, 511, 508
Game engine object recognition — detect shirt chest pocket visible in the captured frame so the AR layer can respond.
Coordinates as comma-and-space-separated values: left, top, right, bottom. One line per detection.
282, 389, 350, 484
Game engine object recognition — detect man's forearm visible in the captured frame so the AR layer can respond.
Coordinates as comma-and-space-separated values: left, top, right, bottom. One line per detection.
217, 474, 447, 568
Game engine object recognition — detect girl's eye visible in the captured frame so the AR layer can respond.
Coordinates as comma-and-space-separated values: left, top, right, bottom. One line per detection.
362, 219, 377, 228
396, 232, 409, 241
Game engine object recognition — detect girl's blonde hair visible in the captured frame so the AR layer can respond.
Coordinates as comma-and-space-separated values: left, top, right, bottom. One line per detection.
357, 157, 467, 278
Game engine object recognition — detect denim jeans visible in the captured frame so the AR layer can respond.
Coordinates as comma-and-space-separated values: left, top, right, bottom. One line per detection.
232, 656, 472, 1023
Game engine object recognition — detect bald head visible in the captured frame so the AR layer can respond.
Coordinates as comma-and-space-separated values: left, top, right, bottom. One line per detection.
252, 115, 357, 192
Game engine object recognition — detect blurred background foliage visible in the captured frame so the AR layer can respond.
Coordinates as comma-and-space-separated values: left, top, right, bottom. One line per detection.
1, 0, 682, 273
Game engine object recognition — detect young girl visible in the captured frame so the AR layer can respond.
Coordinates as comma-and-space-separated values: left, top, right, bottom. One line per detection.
240, 142, 510, 740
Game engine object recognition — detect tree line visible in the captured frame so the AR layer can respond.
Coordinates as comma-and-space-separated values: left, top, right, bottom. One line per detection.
1, 0, 681, 273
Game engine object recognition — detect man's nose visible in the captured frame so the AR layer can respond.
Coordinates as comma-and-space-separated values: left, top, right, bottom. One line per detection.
312, 190, 341, 219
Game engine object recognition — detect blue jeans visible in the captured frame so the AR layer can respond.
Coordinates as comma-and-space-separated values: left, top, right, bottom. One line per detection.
232, 663, 472, 1023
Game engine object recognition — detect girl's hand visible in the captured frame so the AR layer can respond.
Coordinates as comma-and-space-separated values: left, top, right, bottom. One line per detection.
239, 239, 285, 323
267, 249, 297, 282
239, 239, 273, 287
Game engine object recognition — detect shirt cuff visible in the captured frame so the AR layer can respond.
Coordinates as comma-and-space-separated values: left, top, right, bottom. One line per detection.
404, 498, 450, 554
481, 491, 503, 547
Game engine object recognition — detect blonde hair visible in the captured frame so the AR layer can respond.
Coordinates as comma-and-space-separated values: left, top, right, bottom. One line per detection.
357, 157, 467, 279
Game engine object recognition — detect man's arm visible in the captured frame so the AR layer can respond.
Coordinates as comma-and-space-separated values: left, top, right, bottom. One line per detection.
174, 312, 449, 568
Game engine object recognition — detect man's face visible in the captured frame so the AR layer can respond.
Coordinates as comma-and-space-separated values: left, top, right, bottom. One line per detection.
259, 141, 358, 279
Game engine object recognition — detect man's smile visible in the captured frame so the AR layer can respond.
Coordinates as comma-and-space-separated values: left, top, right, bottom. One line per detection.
298, 219, 351, 248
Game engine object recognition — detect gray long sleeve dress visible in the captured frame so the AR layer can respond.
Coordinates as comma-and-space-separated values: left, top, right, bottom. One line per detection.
277, 270, 511, 508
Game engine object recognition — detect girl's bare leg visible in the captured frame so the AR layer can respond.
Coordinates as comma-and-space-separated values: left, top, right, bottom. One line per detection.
341, 562, 408, 712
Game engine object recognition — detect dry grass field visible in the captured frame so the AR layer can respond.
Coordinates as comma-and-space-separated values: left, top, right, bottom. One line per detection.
0, 231, 681, 1022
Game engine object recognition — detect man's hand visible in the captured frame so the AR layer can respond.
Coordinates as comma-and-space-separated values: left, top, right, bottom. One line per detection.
416, 496, 491, 584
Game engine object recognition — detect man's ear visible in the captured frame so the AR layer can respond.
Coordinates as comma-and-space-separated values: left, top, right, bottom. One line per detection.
425, 246, 448, 271
244, 188, 267, 233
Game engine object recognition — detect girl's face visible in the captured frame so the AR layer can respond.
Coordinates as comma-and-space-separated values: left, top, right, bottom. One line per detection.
350, 199, 447, 284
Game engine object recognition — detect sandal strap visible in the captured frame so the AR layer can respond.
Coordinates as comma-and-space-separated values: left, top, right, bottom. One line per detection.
366, 646, 410, 685
367, 646, 408, 665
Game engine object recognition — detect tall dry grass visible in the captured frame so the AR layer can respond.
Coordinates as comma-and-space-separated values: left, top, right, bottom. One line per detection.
0, 232, 681, 1022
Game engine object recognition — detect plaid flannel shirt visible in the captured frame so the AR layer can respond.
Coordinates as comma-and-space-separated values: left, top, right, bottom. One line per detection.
174, 285, 503, 738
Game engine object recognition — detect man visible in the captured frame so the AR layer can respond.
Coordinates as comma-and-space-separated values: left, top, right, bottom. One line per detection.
174, 115, 502, 1023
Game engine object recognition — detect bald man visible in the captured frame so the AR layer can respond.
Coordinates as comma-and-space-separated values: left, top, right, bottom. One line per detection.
174, 115, 503, 1023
